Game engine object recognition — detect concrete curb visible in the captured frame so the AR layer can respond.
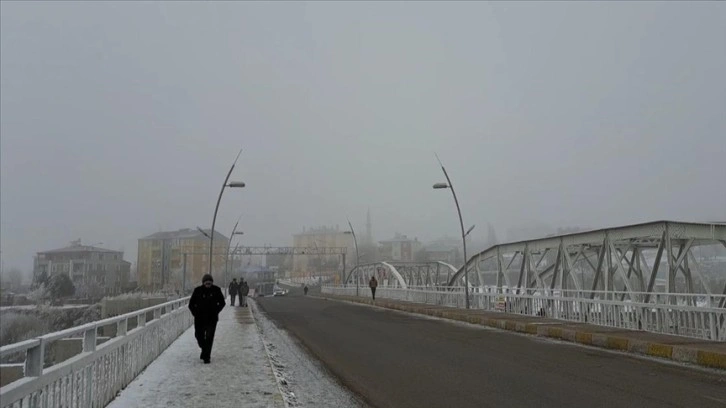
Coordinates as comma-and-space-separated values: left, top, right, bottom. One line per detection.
319, 294, 726, 370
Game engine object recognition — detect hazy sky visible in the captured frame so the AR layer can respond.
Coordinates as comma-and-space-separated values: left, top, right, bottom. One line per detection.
2, 1, 725, 271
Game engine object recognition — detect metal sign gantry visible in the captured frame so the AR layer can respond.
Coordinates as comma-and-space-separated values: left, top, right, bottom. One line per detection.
229, 246, 347, 256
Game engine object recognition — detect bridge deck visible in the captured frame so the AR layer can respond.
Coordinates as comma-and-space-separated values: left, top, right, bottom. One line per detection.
107, 301, 284, 408
321, 293, 726, 369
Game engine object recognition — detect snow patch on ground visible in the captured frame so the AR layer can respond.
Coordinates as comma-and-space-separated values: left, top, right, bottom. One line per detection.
107, 300, 284, 408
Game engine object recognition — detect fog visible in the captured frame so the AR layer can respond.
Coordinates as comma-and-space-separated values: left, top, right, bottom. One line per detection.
1, 2, 724, 273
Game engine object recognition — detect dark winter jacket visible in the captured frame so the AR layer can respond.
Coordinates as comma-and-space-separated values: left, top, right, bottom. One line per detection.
369, 277, 378, 288
189, 284, 226, 322
229, 281, 240, 295
239, 282, 250, 296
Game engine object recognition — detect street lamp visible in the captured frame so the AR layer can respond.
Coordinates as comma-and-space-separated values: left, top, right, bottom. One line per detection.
208, 149, 246, 284
433, 155, 471, 309
224, 215, 243, 296
345, 219, 360, 296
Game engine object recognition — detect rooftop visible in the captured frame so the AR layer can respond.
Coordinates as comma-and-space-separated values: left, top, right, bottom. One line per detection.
39, 244, 121, 255
139, 228, 229, 242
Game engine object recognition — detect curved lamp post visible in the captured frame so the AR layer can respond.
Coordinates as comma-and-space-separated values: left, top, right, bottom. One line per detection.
224, 215, 244, 295
345, 218, 360, 296
433, 155, 470, 309
209, 149, 246, 283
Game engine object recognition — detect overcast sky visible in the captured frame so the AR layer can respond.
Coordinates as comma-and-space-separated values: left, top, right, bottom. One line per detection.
1, 1, 724, 271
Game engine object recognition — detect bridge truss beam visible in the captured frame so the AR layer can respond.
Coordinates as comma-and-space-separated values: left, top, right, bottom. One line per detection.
345, 261, 459, 289
449, 221, 726, 298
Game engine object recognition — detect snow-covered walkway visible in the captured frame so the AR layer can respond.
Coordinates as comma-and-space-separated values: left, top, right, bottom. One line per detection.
107, 298, 285, 408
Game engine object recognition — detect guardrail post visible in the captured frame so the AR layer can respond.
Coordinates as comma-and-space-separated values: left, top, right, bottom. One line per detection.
24, 340, 44, 377
138, 312, 146, 327
154, 308, 162, 320
82, 328, 97, 407
83, 328, 97, 352
117, 318, 128, 336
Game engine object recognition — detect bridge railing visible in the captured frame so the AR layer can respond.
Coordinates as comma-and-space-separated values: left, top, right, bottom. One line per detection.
323, 286, 726, 341
0, 296, 192, 408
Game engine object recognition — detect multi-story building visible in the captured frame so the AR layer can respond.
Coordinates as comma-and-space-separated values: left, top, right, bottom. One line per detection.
137, 228, 228, 291
292, 226, 354, 279
421, 245, 461, 266
378, 233, 422, 262
421, 236, 464, 266
33, 240, 131, 295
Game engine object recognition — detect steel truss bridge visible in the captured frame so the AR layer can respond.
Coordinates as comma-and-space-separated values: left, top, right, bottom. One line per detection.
344, 221, 725, 299
449, 221, 726, 300
330, 222, 726, 341
345, 261, 458, 289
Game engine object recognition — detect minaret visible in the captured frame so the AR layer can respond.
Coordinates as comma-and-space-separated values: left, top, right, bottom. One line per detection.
365, 208, 373, 245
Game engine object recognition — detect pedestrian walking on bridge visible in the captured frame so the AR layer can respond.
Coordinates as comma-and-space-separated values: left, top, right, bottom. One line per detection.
189, 274, 225, 364
239, 279, 250, 307
369, 275, 378, 300
228, 278, 239, 306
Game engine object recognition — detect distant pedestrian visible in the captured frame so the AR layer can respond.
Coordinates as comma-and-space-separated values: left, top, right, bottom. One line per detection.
189, 274, 225, 364
239, 280, 250, 307
369, 276, 378, 300
228, 278, 240, 306
303, 285, 309, 296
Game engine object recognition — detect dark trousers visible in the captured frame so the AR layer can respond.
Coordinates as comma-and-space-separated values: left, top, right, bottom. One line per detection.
230, 294, 237, 306
194, 319, 218, 359
371, 287, 376, 300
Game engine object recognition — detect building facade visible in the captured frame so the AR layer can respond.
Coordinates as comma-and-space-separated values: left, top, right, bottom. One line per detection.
421, 245, 461, 266
378, 233, 422, 262
421, 236, 464, 266
137, 228, 228, 291
33, 240, 131, 296
292, 226, 354, 280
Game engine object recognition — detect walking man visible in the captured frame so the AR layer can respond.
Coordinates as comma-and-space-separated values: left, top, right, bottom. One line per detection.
228, 278, 239, 306
369, 275, 378, 300
189, 274, 225, 364
239, 279, 250, 307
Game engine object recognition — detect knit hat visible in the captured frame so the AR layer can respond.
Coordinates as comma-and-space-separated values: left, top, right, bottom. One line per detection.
202, 274, 214, 283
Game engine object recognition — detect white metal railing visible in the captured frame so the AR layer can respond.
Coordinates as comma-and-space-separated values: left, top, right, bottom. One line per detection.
0, 296, 192, 408
323, 285, 726, 341
279, 276, 334, 286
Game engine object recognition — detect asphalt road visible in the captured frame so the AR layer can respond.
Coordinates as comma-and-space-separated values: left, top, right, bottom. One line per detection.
256, 292, 726, 408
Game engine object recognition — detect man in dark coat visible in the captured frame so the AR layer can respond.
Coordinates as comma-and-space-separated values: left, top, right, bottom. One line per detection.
189, 274, 225, 363
239, 280, 250, 307
228, 278, 239, 306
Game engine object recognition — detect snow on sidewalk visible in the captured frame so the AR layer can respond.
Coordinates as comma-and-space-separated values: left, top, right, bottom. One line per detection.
107, 299, 285, 408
